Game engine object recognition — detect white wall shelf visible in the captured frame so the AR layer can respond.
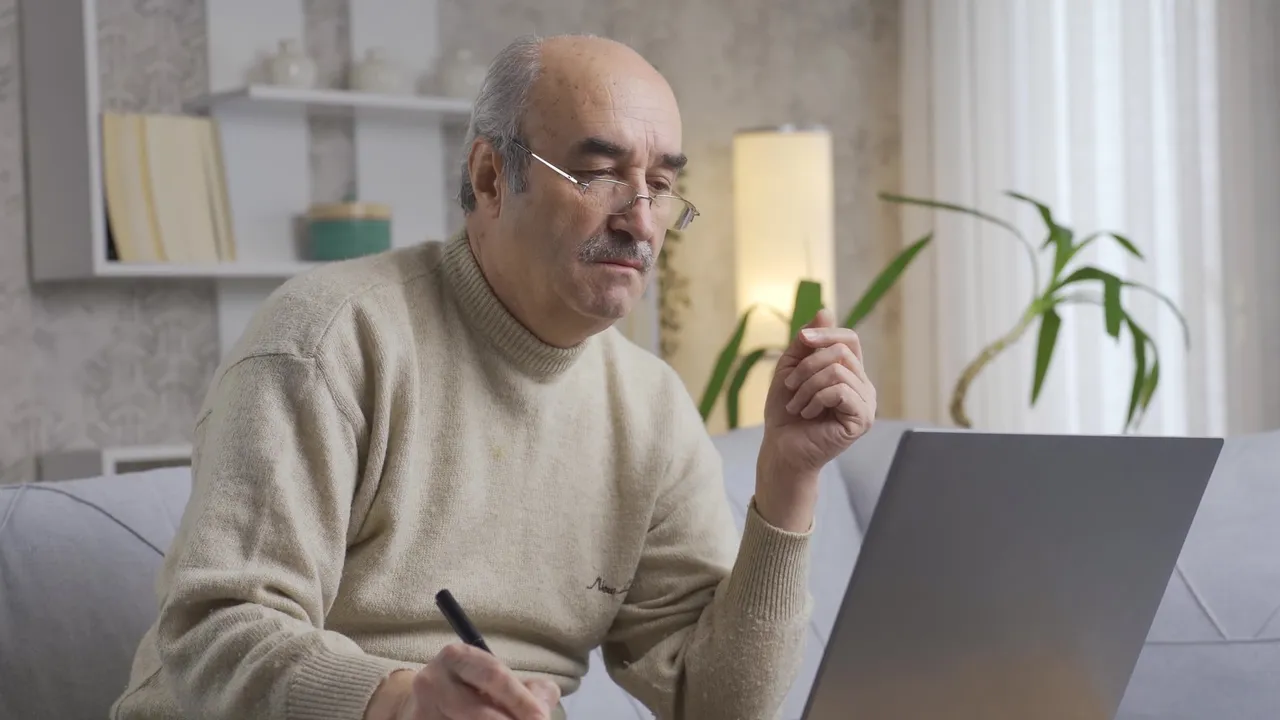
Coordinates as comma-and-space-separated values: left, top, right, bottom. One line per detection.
95, 259, 323, 279
185, 84, 474, 120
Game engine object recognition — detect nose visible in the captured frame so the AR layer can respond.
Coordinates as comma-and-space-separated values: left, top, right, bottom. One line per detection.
608, 194, 659, 246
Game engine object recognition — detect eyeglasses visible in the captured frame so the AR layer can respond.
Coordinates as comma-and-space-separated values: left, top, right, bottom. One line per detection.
513, 141, 700, 231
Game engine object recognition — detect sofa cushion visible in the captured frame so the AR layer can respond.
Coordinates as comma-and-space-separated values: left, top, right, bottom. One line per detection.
0, 468, 191, 720
1116, 427, 1280, 719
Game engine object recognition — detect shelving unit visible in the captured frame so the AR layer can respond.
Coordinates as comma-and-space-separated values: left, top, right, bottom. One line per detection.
21, 0, 469, 354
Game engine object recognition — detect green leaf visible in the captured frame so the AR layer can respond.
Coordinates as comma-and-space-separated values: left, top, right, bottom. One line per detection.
1077, 231, 1144, 260
1125, 317, 1149, 431
880, 193, 1025, 241
1005, 191, 1062, 245
698, 307, 754, 420
1031, 307, 1062, 405
1103, 275, 1123, 338
790, 280, 824, 339
1056, 231, 1145, 280
1055, 265, 1114, 288
1055, 265, 1191, 348
1128, 280, 1191, 349
725, 348, 768, 430
1141, 356, 1161, 410
879, 192, 1041, 295
842, 233, 934, 328
1109, 233, 1143, 258
1006, 191, 1074, 279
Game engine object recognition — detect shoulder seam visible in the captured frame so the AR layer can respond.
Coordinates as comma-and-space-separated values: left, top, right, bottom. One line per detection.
277, 249, 440, 429
314, 355, 364, 435
215, 351, 361, 436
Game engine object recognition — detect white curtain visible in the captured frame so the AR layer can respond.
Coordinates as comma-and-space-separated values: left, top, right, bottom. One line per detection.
897, 0, 1278, 437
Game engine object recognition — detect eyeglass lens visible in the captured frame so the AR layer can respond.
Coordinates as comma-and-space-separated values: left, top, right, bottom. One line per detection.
580, 179, 695, 231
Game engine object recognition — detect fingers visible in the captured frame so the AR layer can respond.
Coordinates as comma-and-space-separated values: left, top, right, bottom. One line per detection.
784, 362, 871, 418
427, 677, 518, 720
784, 343, 866, 393
797, 384, 867, 422
799, 325, 863, 365
779, 308, 837, 365
805, 306, 836, 330
524, 678, 561, 709
433, 644, 549, 720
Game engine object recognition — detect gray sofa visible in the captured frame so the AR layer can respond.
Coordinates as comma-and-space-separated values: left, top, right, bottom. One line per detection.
2, 420, 1278, 719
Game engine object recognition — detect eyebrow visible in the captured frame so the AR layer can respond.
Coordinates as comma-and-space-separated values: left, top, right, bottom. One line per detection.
572, 136, 688, 173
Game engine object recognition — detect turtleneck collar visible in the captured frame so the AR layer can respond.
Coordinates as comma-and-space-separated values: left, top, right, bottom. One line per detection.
440, 231, 588, 381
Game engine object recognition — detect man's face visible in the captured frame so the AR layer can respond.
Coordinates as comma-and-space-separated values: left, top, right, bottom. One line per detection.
499, 56, 685, 326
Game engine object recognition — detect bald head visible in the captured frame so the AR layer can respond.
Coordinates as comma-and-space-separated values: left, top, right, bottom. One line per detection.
458, 34, 684, 213
525, 36, 683, 169
534, 34, 676, 104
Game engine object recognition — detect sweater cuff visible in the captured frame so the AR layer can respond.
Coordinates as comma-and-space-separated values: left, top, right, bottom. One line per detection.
289, 648, 423, 720
723, 498, 813, 621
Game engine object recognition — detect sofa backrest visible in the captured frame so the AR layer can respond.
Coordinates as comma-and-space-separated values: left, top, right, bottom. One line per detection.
0, 467, 192, 720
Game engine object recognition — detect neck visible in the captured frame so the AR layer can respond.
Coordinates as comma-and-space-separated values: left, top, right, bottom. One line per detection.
464, 226, 597, 349
442, 229, 586, 381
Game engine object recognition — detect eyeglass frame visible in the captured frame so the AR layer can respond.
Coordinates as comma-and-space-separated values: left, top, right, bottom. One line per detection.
510, 140, 700, 231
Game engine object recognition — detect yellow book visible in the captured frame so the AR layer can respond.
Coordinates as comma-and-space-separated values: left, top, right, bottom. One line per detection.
141, 114, 220, 264
200, 118, 236, 262
101, 112, 164, 262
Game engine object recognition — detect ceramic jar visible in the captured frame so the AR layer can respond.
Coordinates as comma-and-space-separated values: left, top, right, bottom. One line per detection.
306, 202, 392, 261
268, 39, 316, 88
351, 47, 410, 95
436, 49, 487, 98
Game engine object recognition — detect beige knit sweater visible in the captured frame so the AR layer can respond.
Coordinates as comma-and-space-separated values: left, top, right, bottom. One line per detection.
111, 233, 813, 720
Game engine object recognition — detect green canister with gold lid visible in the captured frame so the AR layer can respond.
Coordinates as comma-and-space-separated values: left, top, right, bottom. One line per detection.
306, 201, 392, 260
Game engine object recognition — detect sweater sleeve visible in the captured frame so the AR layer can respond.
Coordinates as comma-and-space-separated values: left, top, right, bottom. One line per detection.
601, 392, 814, 720
152, 353, 421, 720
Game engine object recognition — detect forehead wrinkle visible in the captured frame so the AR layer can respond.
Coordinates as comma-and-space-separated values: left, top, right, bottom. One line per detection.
528, 44, 682, 170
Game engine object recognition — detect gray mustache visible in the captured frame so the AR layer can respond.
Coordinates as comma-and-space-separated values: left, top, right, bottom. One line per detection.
578, 234, 654, 272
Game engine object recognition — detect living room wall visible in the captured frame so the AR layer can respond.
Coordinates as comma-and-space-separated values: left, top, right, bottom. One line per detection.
0, 0, 902, 484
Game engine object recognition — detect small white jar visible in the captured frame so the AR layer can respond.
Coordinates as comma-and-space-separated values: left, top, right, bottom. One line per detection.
436, 48, 487, 99
268, 39, 317, 88
351, 47, 409, 95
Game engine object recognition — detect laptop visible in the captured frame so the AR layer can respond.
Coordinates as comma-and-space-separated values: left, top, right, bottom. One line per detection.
800, 429, 1223, 720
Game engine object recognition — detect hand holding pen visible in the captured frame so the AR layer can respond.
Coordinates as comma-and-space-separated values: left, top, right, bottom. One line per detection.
366, 589, 560, 720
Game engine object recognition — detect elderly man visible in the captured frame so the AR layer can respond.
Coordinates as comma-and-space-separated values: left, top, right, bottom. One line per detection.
112, 34, 875, 720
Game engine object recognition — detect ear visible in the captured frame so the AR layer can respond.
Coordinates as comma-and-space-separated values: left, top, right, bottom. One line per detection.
467, 138, 506, 217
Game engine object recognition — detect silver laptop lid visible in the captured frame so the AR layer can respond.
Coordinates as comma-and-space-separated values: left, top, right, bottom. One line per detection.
802, 429, 1222, 720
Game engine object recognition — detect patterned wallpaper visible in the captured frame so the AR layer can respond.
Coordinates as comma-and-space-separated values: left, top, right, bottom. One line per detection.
0, 0, 901, 483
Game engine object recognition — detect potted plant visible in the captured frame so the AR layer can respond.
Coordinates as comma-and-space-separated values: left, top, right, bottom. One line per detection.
699, 190, 1190, 433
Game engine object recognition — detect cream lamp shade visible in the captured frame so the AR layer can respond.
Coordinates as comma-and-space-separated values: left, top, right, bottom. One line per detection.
731, 125, 836, 427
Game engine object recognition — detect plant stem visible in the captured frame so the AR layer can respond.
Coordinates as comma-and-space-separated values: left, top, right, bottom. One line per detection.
949, 305, 1039, 428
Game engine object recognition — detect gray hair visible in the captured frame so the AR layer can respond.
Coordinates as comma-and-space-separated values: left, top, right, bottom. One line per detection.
458, 36, 544, 213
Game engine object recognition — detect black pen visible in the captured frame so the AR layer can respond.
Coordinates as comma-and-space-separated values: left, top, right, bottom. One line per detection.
435, 589, 492, 653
